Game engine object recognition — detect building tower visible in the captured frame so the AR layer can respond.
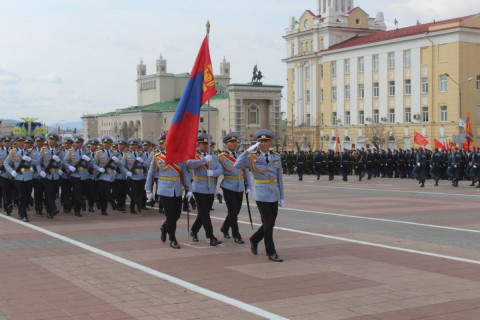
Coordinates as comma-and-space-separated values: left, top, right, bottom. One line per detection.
318, 0, 353, 19
137, 59, 146, 79
156, 54, 167, 75
219, 56, 230, 77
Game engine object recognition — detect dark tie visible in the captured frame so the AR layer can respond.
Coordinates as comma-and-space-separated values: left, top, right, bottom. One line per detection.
51, 149, 54, 155
233, 152, 236, 159
265, 153, 269, 164
21, 150, 24, 156
134, 152, 137, 157
78, 150, 81, 156
107, 150, 110, 157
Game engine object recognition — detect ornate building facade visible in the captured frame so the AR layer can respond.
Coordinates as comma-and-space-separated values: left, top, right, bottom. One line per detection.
284, 0, 480, 150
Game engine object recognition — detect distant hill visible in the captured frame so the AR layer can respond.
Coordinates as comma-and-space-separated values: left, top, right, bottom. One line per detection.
0, 119, 20, 126
47, 121, 83, 132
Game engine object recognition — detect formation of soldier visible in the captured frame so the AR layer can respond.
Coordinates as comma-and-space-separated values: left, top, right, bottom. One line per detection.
0, 128, 285, 262
281, 146, 480, 187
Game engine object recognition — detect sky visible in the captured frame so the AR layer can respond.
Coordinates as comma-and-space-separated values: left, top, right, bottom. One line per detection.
0, 0, 477, 126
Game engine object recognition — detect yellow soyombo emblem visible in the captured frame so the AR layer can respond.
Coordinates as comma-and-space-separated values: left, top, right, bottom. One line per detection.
203, 64, 215, 93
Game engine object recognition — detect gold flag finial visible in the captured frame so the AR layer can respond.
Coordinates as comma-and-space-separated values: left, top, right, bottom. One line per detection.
206, 21, 210, 34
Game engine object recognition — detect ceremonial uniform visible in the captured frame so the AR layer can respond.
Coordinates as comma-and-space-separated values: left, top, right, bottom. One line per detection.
430, 149, 442, 186
295, 151, 306, 181
327, 150, 335, 180
93, 136, 119, 215
113, 139, 128, 211
218, 132, 251, 243
234, 129, 285, 262
313, 151, 323, 180
187, 133, 223, 246
145, 143, 191, 249
0, 135, 14, 215
340, 149, 350, 181
413, 147, 426, 187
31, 135, 46, 215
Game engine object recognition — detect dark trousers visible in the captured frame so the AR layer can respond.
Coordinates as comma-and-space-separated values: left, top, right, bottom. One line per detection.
251, 201, 278, 256
127, 179, 144, 209
60, 177, 72, 211
297, 167, 304, 180
85, 179, 97, 208
221, 188, 243, 238
0, 177, 13, 212
98, 180, 115, 211
32, 178, 45, 211
160, 194, 182, 241
328, 165, 335, 180
71, 178, 87, 213
191, 193, 214, 238
14, 180, 32, 218
43, 178, 59, 214
114, 179, 128, 208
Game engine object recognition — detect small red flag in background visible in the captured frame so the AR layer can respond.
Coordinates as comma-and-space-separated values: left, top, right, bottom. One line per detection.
414, 131, 428, 147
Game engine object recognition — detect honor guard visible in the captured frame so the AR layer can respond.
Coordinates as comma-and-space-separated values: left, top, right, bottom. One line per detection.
218, 132, 251, 243
413, 146, 427, 187
113, 139, 128, 211
234, 129, 285, 262
295, 151, 306, 181
327, 149, 335, 180
187, 133, 223, 246
36, 132, 64, 218
85, 138, 100, 212
430, 148, 442, 186
31, 134, 46, 215
93, 136, 119, 215
340, 148, 351, 181
313, 150, 323, 180
60, 137, 74, 213
4, 134, 34, 222
120, 138, 147, 214
0, 135, 14, 215
154, 135, 167, 213
145, 133, 192, 249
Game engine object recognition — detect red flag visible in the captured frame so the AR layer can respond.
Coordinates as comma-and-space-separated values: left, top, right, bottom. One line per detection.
434, 138, 443, 149
414, 131, 428, 147
464, 111, 474, 148
165, 35, 216, 165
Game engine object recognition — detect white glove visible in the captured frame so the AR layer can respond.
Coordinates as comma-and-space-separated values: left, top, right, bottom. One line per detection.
454, 165, 457, 168
246, 188, 250, 194
247, 142, 260, 152
136, 156, 144, 163
52, 155, 60, 162
474, 165, 477, 169
207, 169, 213, 177
385, 164, 388, 167
111, 156, 119, 163
10, 171, 17, 178
126, 171, 132, 177
187, 191, 193, 201
146, 191, 153, 200
204, 154, 212, 162
279, 199, 285, 207
417, 162, 420, 167
69, 166, 76, 172
39, 171, 47, 178
30, 167, 34, 172
81, 155, 90, 161
98, 168, 105, 173
58, 169, 63, 175
22, 155, 31, 162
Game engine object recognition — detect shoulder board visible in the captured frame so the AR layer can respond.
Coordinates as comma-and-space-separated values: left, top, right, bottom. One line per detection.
219, 152, 227, 156
96, 150, 102, 154
27, 148, 33, 152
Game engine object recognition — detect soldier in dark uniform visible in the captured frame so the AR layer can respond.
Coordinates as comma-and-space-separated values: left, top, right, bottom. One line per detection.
430, 148, 442, 186
327, 149, 335, 180
355, 148, 366, 181
340, 148, 350, 181
385, 148, 394, 178
313, 150, 322, 180
413, 146, 427, 187
447, 147, 462, 187
365, 149, 374, 179
295, 151, 306, 181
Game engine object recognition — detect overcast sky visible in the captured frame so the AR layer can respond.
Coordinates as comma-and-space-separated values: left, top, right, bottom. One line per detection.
0, 0, 477, 125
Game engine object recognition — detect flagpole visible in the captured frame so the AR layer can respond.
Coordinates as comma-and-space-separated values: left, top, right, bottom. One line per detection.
206, 21, 212, 187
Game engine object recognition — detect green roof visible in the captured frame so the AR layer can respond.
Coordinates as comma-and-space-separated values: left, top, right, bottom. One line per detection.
229, 82, 283, 88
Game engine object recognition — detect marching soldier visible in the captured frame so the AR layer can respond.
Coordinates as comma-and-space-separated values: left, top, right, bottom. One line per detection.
295, 151, 305, 181
313, 150, 322, 180
113, 139, 128, 212
430, 148, 442, 186
31, 134, 46, 215
145, 133, 192, 249
187, 133, 223, 246
36, 132, 64, 219
413, 146, 426, 187
234, 129, 285, 262
0, 135, 14, 215
85, 139, 99, 212
355, 148, 366, 181
4, 134, 34, 222
92, 136, 119, 215
120, 138, 147, 214
447, 147, 462, 187
327, 149, 335, 181
218, 132, 251, 243
60, 137, 74, 213
154, 135, 167, 213
340, 148, 351, 181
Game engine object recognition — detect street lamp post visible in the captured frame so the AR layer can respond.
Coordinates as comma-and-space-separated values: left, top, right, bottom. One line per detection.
444, 73, 473, 132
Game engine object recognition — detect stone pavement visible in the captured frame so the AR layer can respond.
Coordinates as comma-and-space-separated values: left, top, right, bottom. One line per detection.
1, 175, 480, 319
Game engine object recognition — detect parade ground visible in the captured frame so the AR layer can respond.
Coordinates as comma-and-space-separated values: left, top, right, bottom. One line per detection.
2, 175, 480, 320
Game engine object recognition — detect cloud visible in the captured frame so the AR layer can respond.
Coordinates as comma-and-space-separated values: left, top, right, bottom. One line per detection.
37, 72, 62, 83
0, 65, 20, 85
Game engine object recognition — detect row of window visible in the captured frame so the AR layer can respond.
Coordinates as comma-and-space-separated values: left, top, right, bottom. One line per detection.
140, 80, 156, 91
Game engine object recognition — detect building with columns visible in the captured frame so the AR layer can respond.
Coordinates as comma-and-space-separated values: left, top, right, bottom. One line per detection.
82, 56, 283, 149
284, 0, 480, 151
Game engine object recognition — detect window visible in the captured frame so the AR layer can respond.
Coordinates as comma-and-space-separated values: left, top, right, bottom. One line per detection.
358, 57, 364, 72
305, 42, 310, 52
320, 64, 324, 78
373, 82, 379, 97
358, 84, 364, 98
345, 111, 350, 125
306, 114, 311, 126
305, 66, 310, 80
291, 43, 295, 56
345, 85, 350, 100
404, 50, 411, 67
321, 113, 324, 125
359, 111, 365, 124
292, 92, 295, 105
477, 75, 480, 91
320, 89, 324, 101
344, 59, 350, 74
389, 81, 395, 96
389, 109, 395, 123
332, 86, 337, 100
373, 110, 379, 123
321, 38, 325, 50
388, 52, 395, 68
300, 42, 304, 54
372, 55, 379, 70
405, 79, 411, 95
248, 106, 259, 124
405, 108, 411, 122
422, 107, 429, 122
306, 89, 311, 103
331, 61, 337, 76
440, 75, 448, 92
440, 106, 447, 122
332, 112, 337, 125
422, 77, 429, 93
